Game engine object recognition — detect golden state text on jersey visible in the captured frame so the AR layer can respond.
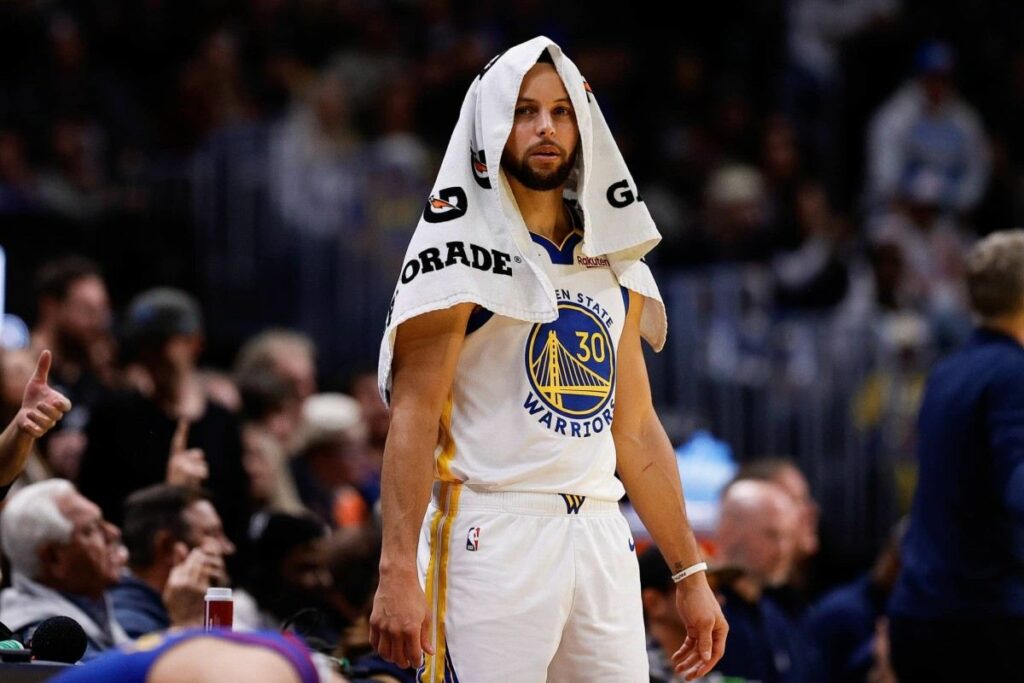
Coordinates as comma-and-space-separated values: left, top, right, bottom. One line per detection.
523, 289, 617, 438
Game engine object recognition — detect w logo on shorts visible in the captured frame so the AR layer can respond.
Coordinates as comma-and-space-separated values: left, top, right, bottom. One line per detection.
560, 493, 587, 514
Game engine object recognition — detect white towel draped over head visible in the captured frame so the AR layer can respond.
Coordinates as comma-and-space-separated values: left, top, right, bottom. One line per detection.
378, 35, 667, 402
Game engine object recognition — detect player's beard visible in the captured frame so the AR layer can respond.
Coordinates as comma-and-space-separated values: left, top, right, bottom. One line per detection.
501, 141, 579, 191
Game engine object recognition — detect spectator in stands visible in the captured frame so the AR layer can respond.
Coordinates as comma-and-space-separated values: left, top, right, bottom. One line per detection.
291, 393, 370, 529
27, 257, 113, 481
327, 527, 412, 683
36, 117, 110, 220
709, 479, 816, 682
866, 41, 990, 214
269, 65, 365, 239
242, 423, 306, 520
30, 256, 112, 417
838, 239, 912, 330
350, 370, 388, 458
348, 369, 389, 507
175, 28, 256, 148
782, 0, 899, 183
233, 336, 311, 528
0, 479, 128, 660
888, 230, 1024, 680
867, 168, 973, 340
236, 350, 304, 453
196, 368, 241, 413
734, 458, 821, 584
0, 349, 72, 497
77, 288, 250, 551
111, 484, 234, 638
805, 518, 905, 683
759, 115, 805, 248
678, 164, 776, 265
234, 329, 317, 406
235, 512, 346, 647
772, 180, 851, 310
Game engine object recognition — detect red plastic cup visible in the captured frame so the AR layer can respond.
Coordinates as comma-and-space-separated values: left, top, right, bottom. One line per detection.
204, 587, 233, 630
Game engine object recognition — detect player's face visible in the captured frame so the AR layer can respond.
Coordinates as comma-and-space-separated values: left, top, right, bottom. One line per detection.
501, 62, 579, 191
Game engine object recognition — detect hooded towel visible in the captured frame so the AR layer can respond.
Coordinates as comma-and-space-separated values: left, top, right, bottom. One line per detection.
378, 36, 667, 400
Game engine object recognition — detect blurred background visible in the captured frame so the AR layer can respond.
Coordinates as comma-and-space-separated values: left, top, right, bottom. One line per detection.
1, 0, 1022, 615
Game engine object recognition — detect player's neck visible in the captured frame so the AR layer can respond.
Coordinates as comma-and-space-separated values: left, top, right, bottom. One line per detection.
508, 179, 573, 246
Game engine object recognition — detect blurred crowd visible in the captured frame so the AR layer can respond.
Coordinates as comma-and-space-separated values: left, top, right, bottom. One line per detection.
2, 1, 1024, 367
2, 0, 1024, 680
0, 256, 399, 675
0, 255, 916, 681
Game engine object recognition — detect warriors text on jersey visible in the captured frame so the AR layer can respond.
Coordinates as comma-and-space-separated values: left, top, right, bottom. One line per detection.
438, 220, 629, 501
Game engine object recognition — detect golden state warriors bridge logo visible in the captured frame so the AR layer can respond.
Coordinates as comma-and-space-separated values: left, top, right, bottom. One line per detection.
523, 297, 616, 438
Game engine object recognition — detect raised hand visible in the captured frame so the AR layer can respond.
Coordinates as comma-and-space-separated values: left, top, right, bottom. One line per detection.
16, 350, 72, 439
166, 419, 208, 488
164, 541, 222, 628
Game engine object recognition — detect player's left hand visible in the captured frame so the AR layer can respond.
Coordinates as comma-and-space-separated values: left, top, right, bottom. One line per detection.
670, 571, 728, 680
16, 350, 72, 439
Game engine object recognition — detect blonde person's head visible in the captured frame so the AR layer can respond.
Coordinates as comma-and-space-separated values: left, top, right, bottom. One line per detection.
965, 230, 1024, 321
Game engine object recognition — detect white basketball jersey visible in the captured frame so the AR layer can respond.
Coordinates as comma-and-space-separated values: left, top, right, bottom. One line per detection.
436, 224, 629, 501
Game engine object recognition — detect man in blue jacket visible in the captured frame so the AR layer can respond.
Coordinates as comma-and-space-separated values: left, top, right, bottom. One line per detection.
889, 229, 1024, 681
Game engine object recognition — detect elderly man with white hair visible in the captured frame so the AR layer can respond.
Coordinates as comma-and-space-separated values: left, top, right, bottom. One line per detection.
0, 479, 129, 660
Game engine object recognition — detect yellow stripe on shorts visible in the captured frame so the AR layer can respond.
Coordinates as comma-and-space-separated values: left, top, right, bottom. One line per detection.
422, 392, 462, 683
421, 481, 462, 683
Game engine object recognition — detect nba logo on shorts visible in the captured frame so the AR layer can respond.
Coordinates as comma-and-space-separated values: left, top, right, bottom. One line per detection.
466, 527, 481, 551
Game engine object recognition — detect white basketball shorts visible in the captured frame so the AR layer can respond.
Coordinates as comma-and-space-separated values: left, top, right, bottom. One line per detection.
416, 482, 649, 682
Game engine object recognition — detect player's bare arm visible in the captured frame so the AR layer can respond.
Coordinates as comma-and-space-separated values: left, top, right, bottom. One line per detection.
369, 302, 475, 670
612, 290, 728, 681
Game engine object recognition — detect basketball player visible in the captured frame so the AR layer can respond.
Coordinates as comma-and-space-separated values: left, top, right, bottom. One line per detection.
370, 44, 727, 682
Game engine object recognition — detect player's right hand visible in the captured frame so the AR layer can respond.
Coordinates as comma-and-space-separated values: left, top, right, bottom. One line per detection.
369, 570, 435, 670
671, 571, 729, 680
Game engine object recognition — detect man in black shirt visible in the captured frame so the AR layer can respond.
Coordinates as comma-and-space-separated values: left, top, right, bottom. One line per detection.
76, 288, 250, 551
709, 479, 817, 683
30, 257, 115, 477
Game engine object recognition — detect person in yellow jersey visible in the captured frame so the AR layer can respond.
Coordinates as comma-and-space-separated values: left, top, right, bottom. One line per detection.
370, 37, 727, 682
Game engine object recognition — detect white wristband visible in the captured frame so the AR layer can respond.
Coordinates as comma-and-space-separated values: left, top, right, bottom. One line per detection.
671, 561, 708, 583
